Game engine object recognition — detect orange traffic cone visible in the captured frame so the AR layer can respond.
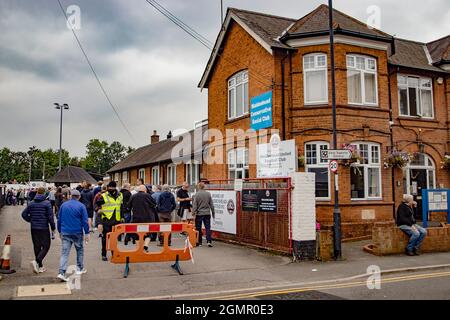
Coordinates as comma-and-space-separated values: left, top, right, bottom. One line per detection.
0, 235, 16, 274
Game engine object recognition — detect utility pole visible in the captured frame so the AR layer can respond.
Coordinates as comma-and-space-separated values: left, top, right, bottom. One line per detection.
54, 103, 69, 172
220, 0, 224, 25
328, 0, 342, 260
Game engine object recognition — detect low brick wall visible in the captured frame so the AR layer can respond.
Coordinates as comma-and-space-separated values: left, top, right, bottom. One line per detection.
366, 221, 450, 255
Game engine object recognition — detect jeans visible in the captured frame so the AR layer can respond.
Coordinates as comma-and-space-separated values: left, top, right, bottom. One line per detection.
59, 234, 84, 275
101, 224, 116, 257
31, 229, 51, 268
195, 215, 212, 244
399, 224, 427, 252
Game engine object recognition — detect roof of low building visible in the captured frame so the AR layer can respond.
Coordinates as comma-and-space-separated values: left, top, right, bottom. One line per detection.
47, 166, 97, 184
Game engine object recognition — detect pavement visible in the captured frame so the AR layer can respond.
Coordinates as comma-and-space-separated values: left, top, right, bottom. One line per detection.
1, 204, 450, 300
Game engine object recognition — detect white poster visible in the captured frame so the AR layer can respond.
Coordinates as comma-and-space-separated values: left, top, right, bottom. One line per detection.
210, 190, 237, 235
257, 137, 297, 178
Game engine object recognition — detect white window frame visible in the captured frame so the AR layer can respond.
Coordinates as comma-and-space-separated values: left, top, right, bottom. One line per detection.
185, 161, 200, 185
303, 53, 328, 105
346, 55, 378, 106
114, 173, 120, 183
228, 70, 249, 120
350, 142, 382, 200
227, 148, 249, 179
138, 168, 145, 183
151, 166, 160, 185
122, 171, 128, 185
167, 164, 177, 186
403, 154, 436, 194
397, 75, 434, 119
305, 141, 330, 200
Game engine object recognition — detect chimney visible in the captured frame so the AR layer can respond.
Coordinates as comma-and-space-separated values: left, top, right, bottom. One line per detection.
151, 130, 159, 144
167, 131, 173, 139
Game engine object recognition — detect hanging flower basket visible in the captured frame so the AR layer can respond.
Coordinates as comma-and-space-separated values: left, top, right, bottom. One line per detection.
383, 150, 413, 169
298, 156, 305, 168
341, 144, 363, 167
441, 155, 450, 170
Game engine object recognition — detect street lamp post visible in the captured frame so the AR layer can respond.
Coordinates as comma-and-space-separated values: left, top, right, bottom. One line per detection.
328, 0, 342, 260
54, 103, 69, 172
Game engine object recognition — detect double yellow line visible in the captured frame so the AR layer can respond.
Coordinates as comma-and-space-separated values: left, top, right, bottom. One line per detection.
199, 270, 450, 300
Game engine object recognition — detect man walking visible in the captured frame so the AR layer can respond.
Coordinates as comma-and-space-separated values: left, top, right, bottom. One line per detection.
56, 189, 90, 281
396, 194, 427, 255
95, 181, 124, 261
80, 183, 94, 232
192, 182, 215, 247
156, 184, 176, 246
21, 187, 56, 273
127, 185, 158, 249
47, 187, 56, 213
177, 182, 193, 224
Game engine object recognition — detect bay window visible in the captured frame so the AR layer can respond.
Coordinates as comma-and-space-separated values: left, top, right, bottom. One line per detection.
398, 75, 433, 118
350, 142, 382, 200
347, 55, 378, 105
228, 148, 249, 179
305, 142, 330, 199
228, 70, 249, 119
303, 53, 328, 104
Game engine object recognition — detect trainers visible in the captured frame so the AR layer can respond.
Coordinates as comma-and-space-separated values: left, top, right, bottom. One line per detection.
30, 260, 39, 274
207, 242, 213, 247
143, 246, 149, 252
102, 256, 108, 261
196, 243, 202, 247
57, 273, 69, 282
405, 249, 415, 256
38, 267, 47, 273
413, 248, 421, 256
76, 268, 87, 275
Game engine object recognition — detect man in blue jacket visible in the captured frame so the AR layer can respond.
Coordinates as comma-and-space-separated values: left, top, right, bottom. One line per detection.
21, 187, 55, 274
56, 189, 90, 282
157, 184, 176, 246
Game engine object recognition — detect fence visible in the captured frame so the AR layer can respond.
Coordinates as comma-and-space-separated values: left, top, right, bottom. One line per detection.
205, 178, 292, 254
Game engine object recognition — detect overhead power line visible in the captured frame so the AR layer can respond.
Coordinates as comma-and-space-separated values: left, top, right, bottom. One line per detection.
56, 0, 137, 146
144, 0, 274, 88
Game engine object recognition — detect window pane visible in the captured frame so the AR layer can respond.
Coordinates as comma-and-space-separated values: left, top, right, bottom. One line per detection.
229, 170, 235, 179
397, 75, 406, 85
428, 170, 435, 188
420, 78, 431, 88
317, 55, 326, 67
364, 73, 376, 104
236, 84, 243, 117
420, 89, 432, 117
306, 144, 316, 165
371, 146, 379, 164
351, 166, 365, 198
359, 144, 368, 164
304, 56, 314, 69
243, 82, 249, 114
399, 88, 408, 115
319, 144, 328, 164
308, 167, 329, 198
356, 57, 365, 69
305, 70, 327, 102
368, 167, 380, 197
408, 77, 418, 87
367, 59, 376, 70
408, 87, 418, 116
346, 56, 354, 68
347, 70, 362, 104
228, 88, 235, 118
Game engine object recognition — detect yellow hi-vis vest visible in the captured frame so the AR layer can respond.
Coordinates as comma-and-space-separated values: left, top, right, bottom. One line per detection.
101, 192, 123, 222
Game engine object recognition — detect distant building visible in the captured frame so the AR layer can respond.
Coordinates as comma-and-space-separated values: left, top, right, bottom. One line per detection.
47, 165, 97, 188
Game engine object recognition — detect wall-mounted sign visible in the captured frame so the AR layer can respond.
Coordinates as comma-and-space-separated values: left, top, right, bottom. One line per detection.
256, 136, 296, 178
320, 149, 352, 160
210, 190, 237, 235
242, 189, 277, 213
250, 91, 272, 130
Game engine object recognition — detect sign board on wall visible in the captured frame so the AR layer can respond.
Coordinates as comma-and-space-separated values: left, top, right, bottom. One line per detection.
242, 189, 277, 213
250, 91, 273, 130
210, 190, 237, 235
256, 135, 296, 178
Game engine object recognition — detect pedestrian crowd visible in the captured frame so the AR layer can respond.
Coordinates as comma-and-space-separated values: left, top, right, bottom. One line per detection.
19, 179, 216, 282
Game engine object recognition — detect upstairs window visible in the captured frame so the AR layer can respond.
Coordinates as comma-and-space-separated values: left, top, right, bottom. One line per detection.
304, 53, 328, 104
347, 55, 378, 106
398, 75, 433, 118
228, 70, 249, 120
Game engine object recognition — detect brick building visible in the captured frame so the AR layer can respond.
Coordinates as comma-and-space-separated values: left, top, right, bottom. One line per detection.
199, 5, 450, 238
107, 125, 207, 188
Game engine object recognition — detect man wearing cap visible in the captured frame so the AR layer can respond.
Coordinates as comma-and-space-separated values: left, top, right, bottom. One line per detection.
56, 189, 90, 282
95, 181, 124, 261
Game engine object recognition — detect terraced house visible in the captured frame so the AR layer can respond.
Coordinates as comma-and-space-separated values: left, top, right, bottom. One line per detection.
199, 5, 450, 239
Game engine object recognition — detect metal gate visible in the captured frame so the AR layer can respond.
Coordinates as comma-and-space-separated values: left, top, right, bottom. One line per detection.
205, 178, 292, 254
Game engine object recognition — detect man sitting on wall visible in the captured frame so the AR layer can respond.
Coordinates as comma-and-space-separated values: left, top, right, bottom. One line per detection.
396, 194, 427, 256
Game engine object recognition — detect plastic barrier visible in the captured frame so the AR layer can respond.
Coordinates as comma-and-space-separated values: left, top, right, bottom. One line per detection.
106, 222, 198, 277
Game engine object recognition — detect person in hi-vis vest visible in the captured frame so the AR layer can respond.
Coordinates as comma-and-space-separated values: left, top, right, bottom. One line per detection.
95, 181, 124, 261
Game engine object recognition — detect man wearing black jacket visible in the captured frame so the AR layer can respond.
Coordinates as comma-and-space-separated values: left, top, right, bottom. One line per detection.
396, 194, 427, 256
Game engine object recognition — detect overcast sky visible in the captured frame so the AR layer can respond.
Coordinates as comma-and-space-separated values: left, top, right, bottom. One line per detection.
0, 0, 448, 156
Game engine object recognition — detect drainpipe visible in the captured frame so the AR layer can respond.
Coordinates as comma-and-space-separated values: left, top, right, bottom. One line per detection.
388, 69, 396, 220
281, 50, 290, 141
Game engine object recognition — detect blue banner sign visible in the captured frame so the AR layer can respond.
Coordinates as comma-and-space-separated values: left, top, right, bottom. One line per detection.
250, 91, 272, 130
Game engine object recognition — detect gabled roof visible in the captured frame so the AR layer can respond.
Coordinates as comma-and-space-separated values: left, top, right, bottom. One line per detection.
47, 166, 97, 184
286, 4, 391, 39
389, 38, 445, 73
107, 125, 207, 173
426, 35, 450, 65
